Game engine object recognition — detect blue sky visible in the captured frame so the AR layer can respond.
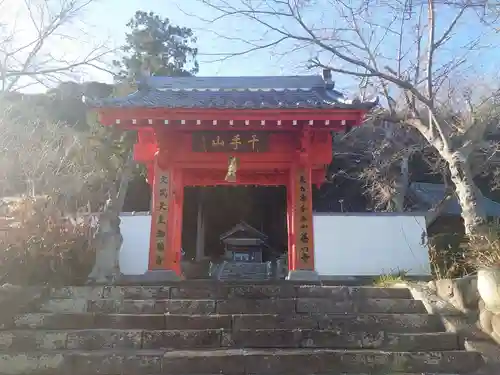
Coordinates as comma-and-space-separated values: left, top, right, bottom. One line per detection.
4, 0, 497, 95
89, 0, 312, 79
86, 0, 499, 97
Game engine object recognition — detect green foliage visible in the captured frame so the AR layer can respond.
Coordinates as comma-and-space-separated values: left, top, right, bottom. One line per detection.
0, 81, 114, 132
113, 11, 199, 79
374, 270, 408, 287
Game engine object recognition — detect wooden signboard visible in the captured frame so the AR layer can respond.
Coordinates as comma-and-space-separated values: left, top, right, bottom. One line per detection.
152, 167, 170, 267
294, 168, 314, 269
192, 132, 269, 153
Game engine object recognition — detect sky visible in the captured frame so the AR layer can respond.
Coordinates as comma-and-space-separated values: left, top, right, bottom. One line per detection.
88, 0, 500, 95
1, 0, 499, 96
88, 0, 314, 81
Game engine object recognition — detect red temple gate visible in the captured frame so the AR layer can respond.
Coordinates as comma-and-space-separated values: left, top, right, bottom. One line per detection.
91, 72, 375, 280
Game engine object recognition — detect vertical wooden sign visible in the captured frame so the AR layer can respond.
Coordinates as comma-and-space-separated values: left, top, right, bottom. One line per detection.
150, 164, 170, 269
294, 168, 314, 270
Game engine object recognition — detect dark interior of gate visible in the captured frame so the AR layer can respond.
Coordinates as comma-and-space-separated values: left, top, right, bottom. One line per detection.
181, 186, 287, 262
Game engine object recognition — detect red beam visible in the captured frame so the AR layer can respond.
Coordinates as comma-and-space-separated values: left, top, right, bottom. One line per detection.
180, 169, 325, 186
97, 107, 365, 125
100, 118, 357, 131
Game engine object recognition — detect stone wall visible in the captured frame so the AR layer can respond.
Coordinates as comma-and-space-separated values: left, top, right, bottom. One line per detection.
429, 275, 500, 341
408, 279, 500, 374
432, 275, 480, 313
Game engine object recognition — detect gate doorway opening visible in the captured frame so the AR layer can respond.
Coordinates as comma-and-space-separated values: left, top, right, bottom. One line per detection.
182, 186, 287, 262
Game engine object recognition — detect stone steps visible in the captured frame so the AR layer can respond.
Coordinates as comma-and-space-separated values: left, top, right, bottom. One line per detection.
38, 297, 426, 314
8, 312, 445, 332
47, 284, 414, 300
0, 283, 484, 374
216, 261, 272, 281
0, 329, 461, 351
0, 348, 483, 374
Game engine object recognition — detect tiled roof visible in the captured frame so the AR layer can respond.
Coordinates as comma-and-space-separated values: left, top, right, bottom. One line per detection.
145, 75, 326, 90
220, 221, 268, 241
89, 75, 378, 110
410, 182, 500, 217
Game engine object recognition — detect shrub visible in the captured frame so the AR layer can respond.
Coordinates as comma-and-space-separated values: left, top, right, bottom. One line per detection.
0, 108, 131, 285
428, 233, 472, 279
466, 225, 500, 270
0, 196, 96, 285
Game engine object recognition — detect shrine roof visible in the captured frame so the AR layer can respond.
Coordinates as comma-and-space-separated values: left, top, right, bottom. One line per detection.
220, 221, 268, 241
89, 75, 378, 110
410, 182, 500, 217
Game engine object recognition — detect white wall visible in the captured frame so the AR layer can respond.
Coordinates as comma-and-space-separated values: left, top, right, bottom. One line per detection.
313, 214, 431, 276
117, 213, 431, 276
119, 214, 151, 275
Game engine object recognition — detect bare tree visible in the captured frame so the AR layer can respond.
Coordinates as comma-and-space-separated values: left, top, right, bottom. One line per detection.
336, 76, 500, 209
0, 0, 110, 92
332, 119, 430, 212
0, 109, 128, 285
0, 112, 112, 206
190, 0, 500, 235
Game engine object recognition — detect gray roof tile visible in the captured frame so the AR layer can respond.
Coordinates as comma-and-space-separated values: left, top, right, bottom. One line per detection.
90, 75, 378, 110
410, 182, 500, 217
145, 75, 325, 90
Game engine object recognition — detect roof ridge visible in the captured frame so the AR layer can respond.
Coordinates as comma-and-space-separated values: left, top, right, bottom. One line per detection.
147, 74, 322, 79
153, 87, 317, 92
144, 75, 328, 91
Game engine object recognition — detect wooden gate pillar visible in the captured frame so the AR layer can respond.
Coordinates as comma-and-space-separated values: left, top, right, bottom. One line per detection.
286, 167, 296, 271
287, 130, 319, 281
169, 168, 184, 276
147, 153, 182, 277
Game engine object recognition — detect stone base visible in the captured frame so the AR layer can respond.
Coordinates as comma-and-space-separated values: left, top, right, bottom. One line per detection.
433, 274, 479, 312
286, 270, 320, 281
117, 270, 182, 284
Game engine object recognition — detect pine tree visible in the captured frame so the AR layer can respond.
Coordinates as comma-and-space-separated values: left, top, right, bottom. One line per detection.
113, 11, 199, 79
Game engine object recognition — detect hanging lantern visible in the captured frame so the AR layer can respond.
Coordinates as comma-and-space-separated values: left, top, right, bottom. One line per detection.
225, 156, 238, 183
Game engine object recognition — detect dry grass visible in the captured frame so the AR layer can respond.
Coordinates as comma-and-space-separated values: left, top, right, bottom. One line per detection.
466, 225, 500, 270
428, 242, 471, 279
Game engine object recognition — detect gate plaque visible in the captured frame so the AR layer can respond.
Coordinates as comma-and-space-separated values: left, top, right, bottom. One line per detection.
192, 132, 269, 153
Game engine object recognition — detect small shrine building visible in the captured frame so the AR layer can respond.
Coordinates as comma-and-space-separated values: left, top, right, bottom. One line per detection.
90, 71, 376, 280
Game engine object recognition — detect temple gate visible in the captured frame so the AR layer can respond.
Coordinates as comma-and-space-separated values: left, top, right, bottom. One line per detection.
90, 71, 375, 280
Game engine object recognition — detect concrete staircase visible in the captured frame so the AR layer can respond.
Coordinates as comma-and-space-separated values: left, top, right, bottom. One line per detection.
216, 261, 272, 280
0, 281, 484, 374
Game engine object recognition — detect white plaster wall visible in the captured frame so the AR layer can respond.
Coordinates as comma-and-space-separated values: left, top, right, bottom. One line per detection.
117, 213, 431, 276
313, 214, 431, 276
119, 214, 151, 275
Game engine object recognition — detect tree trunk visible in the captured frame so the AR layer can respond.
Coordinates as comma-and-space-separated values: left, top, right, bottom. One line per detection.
87, 150, 135, 283
114, 152, 135, 212
392, 154, 409, 212
443, 150, 486, 236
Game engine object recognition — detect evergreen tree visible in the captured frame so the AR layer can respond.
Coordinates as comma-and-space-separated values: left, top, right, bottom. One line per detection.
113, 11, 199, 79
